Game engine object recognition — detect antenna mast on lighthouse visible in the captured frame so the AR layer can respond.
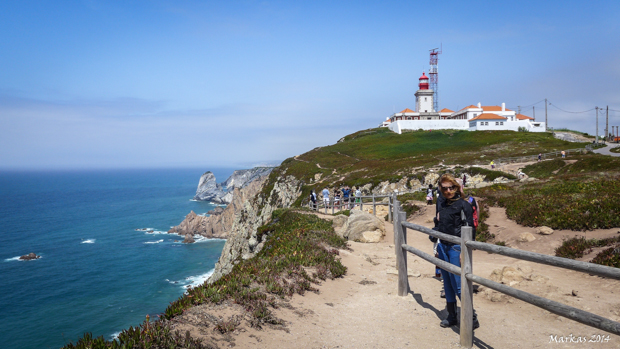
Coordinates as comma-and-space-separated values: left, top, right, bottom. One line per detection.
429, 46, 442, 112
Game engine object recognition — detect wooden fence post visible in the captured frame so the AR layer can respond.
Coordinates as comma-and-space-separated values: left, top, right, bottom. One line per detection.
394, 199, 409, 297
388, 193, 392, 223
460, 225, 474, 348
331, 198, 335, 215
360, 196, 364, 211
372, 194, 376, 216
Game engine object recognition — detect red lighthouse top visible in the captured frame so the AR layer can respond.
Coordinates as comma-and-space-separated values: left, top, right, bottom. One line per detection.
419, 72, 429, 90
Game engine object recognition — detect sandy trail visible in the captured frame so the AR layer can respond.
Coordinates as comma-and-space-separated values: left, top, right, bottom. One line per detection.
176, 205, 620, 349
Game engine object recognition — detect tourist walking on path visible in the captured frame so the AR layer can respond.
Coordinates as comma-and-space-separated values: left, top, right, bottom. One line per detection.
342, 186, 351, 209
322, 187, 330, 209
355, 187, 362, 208
426, 184, 434, 205
561, 150, 566, 158
310, 190, 317, 210
431, 173, 480, 329
489, 161, 495, 169
538, 153, 542, 162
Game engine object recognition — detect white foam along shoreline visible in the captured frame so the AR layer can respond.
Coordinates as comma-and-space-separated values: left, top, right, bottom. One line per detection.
167, 269, 215, 290
4, 255, 42, 262
144, 239, 164, 244
81, 239, 96, 244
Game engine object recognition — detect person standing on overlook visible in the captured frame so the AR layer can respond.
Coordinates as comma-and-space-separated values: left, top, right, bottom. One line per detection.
322, 187, 330, 209
431, 174, 480, 329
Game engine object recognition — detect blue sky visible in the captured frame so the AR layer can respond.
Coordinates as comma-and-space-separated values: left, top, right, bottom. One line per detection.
1, 0, 619, 170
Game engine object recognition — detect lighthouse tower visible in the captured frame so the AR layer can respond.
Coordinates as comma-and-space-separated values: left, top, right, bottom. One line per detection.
415, 72, 435, 113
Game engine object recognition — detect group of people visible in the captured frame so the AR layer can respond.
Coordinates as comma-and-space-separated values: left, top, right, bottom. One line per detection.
308, 185, 362, 210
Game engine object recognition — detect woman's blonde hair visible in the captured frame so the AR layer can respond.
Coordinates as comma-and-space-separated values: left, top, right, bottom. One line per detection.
438, 173, 462, 201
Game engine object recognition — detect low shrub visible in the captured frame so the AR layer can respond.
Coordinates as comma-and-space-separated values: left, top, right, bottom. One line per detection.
555, 236, 620, 260
522, 159, 566, 178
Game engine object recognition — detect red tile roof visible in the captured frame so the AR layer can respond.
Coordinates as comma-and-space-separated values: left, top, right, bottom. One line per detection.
469, 113, 507, 121
516, 113, 534, 120
439, 108, 454, 113
482, 106, 513, 112
400, 108, 414, 113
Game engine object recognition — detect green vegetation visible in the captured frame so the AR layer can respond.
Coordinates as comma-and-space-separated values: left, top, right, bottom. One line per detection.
553, 128, 593, 137
283, 128, 581, 200
610, 146, 620, 154
65, 210, 347, 348
555, 236, 620, 268
522, 159, 566, 178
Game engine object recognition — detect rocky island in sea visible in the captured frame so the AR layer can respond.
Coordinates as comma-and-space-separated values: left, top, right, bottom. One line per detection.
168, 166, 275, 242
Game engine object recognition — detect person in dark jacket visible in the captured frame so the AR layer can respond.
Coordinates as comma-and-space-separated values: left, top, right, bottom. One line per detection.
432, 173, 480, 329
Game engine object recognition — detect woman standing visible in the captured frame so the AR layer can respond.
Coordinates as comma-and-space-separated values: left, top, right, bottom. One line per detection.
432, 173, 480, 329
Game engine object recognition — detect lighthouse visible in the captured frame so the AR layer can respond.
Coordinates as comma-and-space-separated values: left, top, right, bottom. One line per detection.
415, 72, 435, 114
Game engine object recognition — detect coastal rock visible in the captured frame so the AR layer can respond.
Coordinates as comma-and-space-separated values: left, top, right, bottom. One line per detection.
537, 226, 554, 235
182, 234, 195, 243
208, 174, 303, 283
518, 232, 536, 242
342, 210, 385, 243
206, 206, 225, 216
193, 167, 275, 204
193, 171, 228, 203
19, 253, 40, 260
332, 214, 349, 237
222, 167, 275, 190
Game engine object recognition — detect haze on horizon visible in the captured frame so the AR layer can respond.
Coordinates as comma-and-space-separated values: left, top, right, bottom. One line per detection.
1, 0, 619, 170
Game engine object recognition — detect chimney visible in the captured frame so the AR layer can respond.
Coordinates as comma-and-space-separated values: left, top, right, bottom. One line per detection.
477, 102, 481, 108
502, 103, 505, 112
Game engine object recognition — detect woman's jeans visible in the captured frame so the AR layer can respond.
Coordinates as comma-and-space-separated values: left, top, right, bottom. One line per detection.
437, 242, 461, 303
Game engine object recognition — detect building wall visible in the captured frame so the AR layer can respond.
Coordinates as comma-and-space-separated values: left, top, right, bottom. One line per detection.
388, 120, 469, 134
388, 119, 546, 134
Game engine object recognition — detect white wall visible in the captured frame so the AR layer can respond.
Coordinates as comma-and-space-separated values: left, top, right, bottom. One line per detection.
388, 119, 546, 134
388, 120, 469, 134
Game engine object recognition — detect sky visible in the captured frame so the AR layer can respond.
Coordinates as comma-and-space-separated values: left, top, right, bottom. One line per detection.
1, 0, 619, 170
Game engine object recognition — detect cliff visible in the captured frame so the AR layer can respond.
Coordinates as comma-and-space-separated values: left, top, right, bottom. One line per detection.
168, 175, 269, 239
193, 167, 275, 204
208, 172, 302, 283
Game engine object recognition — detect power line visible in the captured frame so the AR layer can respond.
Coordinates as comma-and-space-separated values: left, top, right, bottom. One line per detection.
548, 102, 596, 114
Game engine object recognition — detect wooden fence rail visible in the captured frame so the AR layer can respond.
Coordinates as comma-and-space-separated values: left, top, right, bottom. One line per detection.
392, 195, 620, 348
302, 194, 394, 221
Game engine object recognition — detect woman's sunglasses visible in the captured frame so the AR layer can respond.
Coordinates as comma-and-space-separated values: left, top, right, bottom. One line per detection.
440, 185, 458, 192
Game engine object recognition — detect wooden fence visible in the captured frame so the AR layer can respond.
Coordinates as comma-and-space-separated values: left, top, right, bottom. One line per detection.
302, 193, 394, 221
391, 196, 620, 348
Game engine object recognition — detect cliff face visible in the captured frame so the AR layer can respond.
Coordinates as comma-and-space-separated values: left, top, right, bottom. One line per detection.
208, 174, 302, 283
193, 167, 275, 204
169, 176, 268, 239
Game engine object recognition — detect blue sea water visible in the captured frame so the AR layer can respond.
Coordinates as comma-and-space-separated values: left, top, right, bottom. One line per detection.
0, 168, 234, 349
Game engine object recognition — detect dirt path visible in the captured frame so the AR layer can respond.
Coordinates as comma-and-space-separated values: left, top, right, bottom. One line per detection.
175, 207, 620, 348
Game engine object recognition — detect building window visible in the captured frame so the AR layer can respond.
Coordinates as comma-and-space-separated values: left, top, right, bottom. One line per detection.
500, 122, 504, 125
427, 117, 431, 120
407, 117, 412, 120
484, 122, 489, 126
495, 122, 499, 125
473, 114, 477, 117
424, 97, 427, 101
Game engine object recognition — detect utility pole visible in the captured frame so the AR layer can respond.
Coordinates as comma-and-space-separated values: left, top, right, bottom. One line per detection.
595, 107, 599, 144
606, 106, 609, 141
545, 98, 548, 131
518, 106, 521, 115
533, 106, 536, 120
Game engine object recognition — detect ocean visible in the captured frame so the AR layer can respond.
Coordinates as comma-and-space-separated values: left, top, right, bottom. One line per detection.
0, 168, 233, 349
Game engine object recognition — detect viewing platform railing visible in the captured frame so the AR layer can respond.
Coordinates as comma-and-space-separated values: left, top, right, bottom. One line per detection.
391, 194, 620, 348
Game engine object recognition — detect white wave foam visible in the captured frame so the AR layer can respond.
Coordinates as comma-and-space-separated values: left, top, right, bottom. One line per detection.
189, 199, 199, 202
144, 239, 164, 244
135, 228, 155, 231
4, 256, 22, 262
169, 269, 215, 290
110, 331, 121, 340
82, 239, 96, 244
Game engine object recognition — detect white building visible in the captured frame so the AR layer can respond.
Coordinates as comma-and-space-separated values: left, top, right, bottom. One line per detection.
383, 73, 546, 133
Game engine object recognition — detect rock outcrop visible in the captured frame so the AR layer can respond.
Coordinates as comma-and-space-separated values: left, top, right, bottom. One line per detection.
333, 210, 386, 243
193, 167, 275, 204
169, 176, 269, 240
19, 253, 40, 260
208, 174, 303, 283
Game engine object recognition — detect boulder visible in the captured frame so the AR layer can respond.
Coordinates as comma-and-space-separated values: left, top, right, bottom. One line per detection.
342, 210, 385, 243
182, 234, 195, 244
518, 232, 536, 242
537, 226, 554, 235
332, 214, 349, 238
206, 206, 225, 215
490, 266, 524, 284
19, 253, 40, 260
